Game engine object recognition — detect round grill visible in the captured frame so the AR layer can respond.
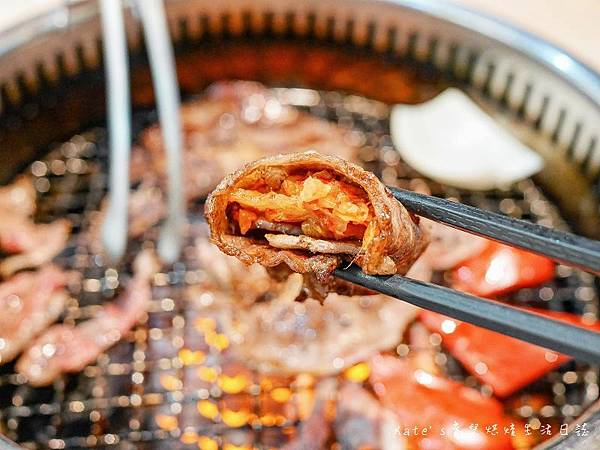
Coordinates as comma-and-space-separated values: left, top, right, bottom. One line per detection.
0, 1, 599, 448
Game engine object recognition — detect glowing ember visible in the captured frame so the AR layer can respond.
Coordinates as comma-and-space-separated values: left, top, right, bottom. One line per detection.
218, 374, 249, 394
197, 436, 219, 450
343, 362, 371, 382
204, 331, 229, 351
223, 444, 253, 450
155, 414, 178, 431
178, 348, 206, 366
197, 366, 218, 383
159, 374, 182, 391
197, 400, 219, 420
221, 408, 251, 427
260, 413, 287, 427
180, 431, 198, 444
270, 387, 292, 403
194, 317, 216, 333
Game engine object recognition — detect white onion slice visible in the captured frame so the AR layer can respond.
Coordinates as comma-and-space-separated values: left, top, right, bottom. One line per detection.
390, 88, 544, 190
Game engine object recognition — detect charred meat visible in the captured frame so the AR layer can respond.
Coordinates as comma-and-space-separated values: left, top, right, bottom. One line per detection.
219, 272, 418, 375
0, 266, 68, 364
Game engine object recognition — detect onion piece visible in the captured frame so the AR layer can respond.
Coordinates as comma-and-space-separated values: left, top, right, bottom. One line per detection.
390, 88, 544, 190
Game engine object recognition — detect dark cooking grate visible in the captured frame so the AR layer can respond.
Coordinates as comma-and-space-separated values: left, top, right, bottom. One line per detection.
0, 87, 598, 449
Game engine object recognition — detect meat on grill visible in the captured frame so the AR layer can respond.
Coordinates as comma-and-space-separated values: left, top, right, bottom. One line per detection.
417, 218, 488, 272
16, 250, 159, 386
138, 81, 359, 201
0, 176, 36, 218
188, 232, 417, 375
222, 272, 418, 375
0, 219, 71, 278
97, 81, 361, 242
0, 176, 70, 278
205, 151, 427, 281
193, 234, 277, 307
193, 219, 367, 300
0, 265, 68, 364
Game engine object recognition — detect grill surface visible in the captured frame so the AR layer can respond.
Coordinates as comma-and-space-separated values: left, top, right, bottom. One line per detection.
0, 87, 598, 449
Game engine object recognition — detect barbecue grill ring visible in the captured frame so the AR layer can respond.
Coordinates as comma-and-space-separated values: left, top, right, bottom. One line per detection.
0, 1, 599, 448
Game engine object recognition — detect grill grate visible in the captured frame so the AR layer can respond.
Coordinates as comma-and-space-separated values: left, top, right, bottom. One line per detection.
0, 87, 598, 449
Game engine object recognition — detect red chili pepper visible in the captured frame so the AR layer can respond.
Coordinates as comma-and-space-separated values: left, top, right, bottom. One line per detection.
452, 241, 555, 297
420, 309, 600, 398
369, 355, 518, 449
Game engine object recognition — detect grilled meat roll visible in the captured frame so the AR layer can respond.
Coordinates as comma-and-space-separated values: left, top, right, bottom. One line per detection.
206, 151, 426, 280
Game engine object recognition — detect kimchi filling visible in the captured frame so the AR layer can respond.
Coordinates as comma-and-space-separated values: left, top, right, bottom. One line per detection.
228, 170, 374, 241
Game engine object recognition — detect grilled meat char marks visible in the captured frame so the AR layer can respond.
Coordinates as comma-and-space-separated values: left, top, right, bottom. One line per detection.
0, 266, 68, 364
206, 151, 426, 281
0, 177, 72, 371
0, 176, 71, 278
16, 250, 159, 386
219, 270, 418, 375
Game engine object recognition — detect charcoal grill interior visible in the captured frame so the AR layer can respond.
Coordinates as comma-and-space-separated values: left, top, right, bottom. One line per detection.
0, 1, 599, 449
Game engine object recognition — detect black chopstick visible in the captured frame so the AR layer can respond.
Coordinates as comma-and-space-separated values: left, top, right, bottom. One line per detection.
389, 187, 600, 275
334, 265, 600, 364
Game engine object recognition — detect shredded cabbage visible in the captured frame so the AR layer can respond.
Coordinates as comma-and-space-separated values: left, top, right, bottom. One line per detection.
228, 172, 373, 240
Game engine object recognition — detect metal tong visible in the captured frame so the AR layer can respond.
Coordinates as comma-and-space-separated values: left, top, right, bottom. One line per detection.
99, 0, 184, 264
